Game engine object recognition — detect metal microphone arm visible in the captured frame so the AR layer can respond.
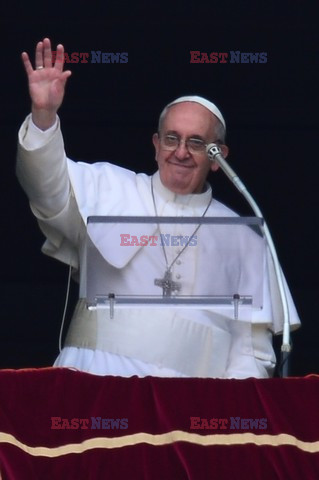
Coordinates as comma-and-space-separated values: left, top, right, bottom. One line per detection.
207, 143, 291, 377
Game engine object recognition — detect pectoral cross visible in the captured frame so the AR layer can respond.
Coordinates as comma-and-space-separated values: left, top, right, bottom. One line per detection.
154, 269, 181, 297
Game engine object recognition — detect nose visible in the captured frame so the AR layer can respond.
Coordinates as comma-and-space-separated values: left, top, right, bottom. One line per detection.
174, 139, 191, 160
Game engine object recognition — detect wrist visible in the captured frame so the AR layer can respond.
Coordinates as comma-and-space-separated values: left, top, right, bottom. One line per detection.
31, 107, 58, 131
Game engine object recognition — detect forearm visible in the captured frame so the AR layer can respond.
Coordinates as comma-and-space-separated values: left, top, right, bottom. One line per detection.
16, 114, 70, 217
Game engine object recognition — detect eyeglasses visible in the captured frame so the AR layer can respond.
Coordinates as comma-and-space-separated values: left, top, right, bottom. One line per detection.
159, 134, 220, 155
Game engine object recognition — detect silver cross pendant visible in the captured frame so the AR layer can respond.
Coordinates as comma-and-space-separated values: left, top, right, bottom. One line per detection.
154, 269, 181, 297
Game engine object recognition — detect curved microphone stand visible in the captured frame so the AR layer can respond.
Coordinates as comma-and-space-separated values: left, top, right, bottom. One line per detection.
206, 143, 291, 377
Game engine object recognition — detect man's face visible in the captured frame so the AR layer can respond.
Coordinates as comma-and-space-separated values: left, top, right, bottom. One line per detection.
152, 102, 228, 194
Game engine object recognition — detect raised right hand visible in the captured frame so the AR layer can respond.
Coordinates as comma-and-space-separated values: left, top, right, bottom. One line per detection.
21, 37, 72, 130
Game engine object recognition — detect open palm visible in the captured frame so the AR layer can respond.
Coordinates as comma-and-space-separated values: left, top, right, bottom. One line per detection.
22, 38, 72, 114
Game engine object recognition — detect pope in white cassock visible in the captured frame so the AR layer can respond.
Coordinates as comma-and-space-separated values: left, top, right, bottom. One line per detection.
16, 38, 300, 378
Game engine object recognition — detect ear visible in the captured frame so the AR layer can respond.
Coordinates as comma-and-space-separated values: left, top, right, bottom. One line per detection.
152, 133, 160, 161
209, 144, 229, 172
220, 144, 229, 158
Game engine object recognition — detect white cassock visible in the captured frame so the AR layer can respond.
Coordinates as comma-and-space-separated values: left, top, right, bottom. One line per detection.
16, 115, 301, 378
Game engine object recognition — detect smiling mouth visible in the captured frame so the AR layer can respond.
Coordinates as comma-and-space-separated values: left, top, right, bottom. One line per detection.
168, 161, 195, 169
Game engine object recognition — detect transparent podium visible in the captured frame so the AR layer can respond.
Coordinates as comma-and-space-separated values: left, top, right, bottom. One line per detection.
86, 216, 265, 322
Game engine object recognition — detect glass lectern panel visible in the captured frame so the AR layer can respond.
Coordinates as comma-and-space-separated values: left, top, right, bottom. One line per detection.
86, 216, 265, 319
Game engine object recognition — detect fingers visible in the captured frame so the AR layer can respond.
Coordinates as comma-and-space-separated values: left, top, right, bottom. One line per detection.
22, 38, 69, 75
43, 37, 52, 68
62, 70, 72, 81
21, 52, 33, 76
35, 38, 52, 69
33, 37, 66, 70
54, 44, 65, 71
35, 40, 44, 69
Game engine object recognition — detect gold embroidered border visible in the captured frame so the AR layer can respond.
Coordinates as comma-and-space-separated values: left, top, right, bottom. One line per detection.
1, 431, 319, 458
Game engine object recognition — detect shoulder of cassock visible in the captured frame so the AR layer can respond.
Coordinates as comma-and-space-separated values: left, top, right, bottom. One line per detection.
67, 159, 162, 269
67, 159, 152, 218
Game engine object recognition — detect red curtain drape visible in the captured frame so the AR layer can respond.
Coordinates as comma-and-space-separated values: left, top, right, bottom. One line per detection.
1, 368, 319, 479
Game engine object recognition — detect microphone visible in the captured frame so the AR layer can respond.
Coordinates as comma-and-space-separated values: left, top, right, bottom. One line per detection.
206, 143, 291, 376
206, 143, 246, 193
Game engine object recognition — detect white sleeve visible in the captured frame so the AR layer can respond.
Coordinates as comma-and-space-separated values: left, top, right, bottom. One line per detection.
16, 114, 70, 217
20, 116, 58, 150
16, 114, 84, 269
